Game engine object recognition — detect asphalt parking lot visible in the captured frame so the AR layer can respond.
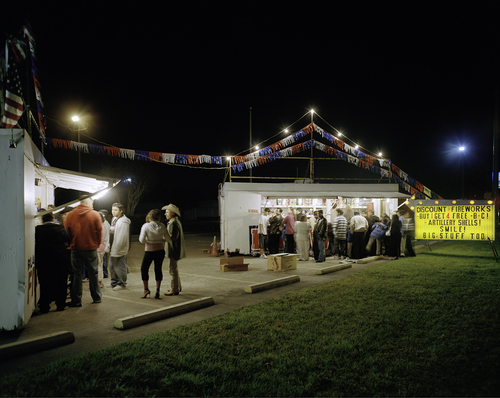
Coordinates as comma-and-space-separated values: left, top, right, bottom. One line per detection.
0, 233, 416, 376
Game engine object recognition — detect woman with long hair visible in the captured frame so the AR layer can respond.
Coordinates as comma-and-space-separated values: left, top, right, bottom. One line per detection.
388, 214, 402, 259
139, 209, 169, 299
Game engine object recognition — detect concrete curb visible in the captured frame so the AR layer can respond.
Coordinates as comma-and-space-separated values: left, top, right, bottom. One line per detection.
0, 331, 75, 361
114, 297, 215, 330
356, 255, 384, 264
244, 275, 300, 293
316, 263, 352, 275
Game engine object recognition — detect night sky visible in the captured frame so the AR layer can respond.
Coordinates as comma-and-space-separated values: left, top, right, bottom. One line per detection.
3, 2, 499, 204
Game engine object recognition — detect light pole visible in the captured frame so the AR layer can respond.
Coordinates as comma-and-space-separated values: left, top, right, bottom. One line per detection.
459, 146, 465, 199
71, 115, 85, 173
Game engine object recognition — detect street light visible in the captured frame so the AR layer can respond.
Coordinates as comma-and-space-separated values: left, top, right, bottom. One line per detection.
459, 146, 466, 199
71, 115, 86, 173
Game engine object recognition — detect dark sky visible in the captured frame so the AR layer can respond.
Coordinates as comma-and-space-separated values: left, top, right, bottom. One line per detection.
3, 2, 499, 202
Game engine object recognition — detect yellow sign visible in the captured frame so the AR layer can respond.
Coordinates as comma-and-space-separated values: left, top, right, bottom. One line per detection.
412, 200, 495, 241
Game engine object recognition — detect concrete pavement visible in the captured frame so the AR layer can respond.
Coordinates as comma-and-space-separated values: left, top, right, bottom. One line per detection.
0, 233, 432, 375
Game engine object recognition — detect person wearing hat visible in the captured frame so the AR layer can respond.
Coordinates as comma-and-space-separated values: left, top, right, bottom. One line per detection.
162, 203, 186, 296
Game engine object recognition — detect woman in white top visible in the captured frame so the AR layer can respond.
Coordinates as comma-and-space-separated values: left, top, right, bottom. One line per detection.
295, 214, 311, 261
139, 209, 170, 299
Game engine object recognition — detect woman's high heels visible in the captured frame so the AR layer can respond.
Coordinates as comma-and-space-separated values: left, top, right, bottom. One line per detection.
140, 289, 151, 299
154, 289, 161, 300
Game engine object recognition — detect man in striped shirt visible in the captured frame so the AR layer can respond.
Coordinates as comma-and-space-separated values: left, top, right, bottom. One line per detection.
332, 209, 347, 259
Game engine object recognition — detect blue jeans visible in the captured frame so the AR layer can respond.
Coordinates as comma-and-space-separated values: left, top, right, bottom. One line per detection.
103, 252, 109, 277
71, 250, 101, 304
317, 239, 326, 262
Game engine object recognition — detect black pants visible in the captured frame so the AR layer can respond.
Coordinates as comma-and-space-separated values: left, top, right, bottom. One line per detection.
268, 234, 281, 254
351, 231, 366, 259
37, 265, 67, 311
312, 238, 319, 260
388, 233, 401, 257
285, 234, 295, 253
140, 250, 166, 281
405, 234, 416, 257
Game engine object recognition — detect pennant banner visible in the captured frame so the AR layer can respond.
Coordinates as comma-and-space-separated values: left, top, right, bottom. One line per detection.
45, 119, 442, 200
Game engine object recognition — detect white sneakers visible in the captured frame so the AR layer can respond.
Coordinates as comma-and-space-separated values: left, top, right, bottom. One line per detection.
112, 285, 126, 291
260, 254, 268, 259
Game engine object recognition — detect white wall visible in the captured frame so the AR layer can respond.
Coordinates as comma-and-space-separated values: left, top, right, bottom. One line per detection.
0, 130, 47, 330
221, 190, 261, 254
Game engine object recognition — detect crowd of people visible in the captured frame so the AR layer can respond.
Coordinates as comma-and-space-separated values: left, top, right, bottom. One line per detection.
258, 206, 416, 262
34, 197, 185, 313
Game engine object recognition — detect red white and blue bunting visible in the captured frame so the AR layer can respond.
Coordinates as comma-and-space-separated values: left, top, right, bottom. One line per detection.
45, 121, 441, 199
46, 137, 223, 166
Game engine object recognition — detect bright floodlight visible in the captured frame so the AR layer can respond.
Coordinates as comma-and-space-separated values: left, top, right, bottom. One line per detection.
378, 152, 383, 157
71, 115, 80, 122
459, 146, 465, 151
310, 109, 315, 114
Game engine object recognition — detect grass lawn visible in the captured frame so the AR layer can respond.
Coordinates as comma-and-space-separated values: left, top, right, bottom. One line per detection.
1, 240, 499, 397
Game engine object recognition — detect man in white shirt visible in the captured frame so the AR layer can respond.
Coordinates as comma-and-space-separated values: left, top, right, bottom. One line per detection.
258, 208, 270, 259
350, 211, 368, 259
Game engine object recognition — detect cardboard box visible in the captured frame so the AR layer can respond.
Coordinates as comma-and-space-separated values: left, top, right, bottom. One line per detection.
220, 263, 249, 272
220, 257, 244, 266
220, 257, 249, 272
267, 254, 297, 272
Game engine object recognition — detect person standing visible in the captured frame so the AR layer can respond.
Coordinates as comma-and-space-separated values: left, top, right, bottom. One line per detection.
397, 210, 406, 256
139, 209, 169, 299
388, 214, 403, 258
258, 207, 270, 259
268, 208, 283, 254
366, 219, 388, 256
283, 208, 296, 253
402, 211, 416, 257
313, 209, 327, 262
294, 214, 311, 261
107, 203, 131, 290
350, 211, 368, 259
35, 213, 71, 313
64, 196, 103, 306
332, 208, 347, 259
162, 203, 186, 296
96, 212, 109, 289
99, 209, 111, 278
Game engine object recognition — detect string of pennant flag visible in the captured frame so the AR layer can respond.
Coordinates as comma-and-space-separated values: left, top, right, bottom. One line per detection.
45, 122, 441, 200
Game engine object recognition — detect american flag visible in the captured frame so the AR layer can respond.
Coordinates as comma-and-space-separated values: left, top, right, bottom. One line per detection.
1, 46, 24, 128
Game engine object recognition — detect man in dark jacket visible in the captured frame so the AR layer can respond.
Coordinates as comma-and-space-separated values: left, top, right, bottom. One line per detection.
313, 210, 327, 262
35, 213, 71, 313
267, 208, 283, 254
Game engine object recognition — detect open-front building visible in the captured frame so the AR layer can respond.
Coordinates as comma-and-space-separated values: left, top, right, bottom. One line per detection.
0, 129, 119, 331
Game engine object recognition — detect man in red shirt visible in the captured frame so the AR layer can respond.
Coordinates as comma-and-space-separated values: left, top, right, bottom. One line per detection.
283, 208, 296, 253
64, 195, 103, 307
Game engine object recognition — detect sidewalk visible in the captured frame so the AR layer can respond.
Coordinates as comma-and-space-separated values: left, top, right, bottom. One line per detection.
0, 233, 435, 375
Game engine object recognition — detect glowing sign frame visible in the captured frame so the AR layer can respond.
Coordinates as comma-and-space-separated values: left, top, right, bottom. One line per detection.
408, 199, 496, 241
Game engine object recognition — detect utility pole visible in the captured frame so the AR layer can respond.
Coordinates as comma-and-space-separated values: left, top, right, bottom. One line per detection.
249, 107, 252, 183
